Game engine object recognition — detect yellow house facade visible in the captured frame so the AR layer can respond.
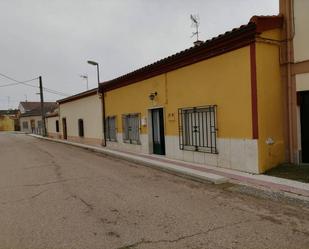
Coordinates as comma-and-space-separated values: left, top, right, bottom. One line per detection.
54, 16, 286, 174
98, 16, 285, 174
0, 113, 16, 131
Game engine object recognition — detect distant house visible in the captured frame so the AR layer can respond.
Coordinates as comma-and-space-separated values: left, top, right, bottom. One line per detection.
0, 110, 19, 131
18, 102, 58, 135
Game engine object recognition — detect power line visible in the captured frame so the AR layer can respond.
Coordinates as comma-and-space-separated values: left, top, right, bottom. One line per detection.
0, 72, 71, 97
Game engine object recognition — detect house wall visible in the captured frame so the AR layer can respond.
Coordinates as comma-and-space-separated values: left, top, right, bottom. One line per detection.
294, 0, 309, 63
255, 29, 286, 172
0, 115, 15, 131
59, 94, 103, 145
19, 116, 42, 134
104, 46, 263, 173
46, 116, 60, 139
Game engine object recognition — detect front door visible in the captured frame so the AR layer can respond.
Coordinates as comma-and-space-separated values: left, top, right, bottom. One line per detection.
62, 118, 67, 140
151, 108, 165, 155
300, 91, 309, 163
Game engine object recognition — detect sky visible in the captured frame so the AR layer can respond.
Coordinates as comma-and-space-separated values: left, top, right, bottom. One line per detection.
0, 0, 279, 109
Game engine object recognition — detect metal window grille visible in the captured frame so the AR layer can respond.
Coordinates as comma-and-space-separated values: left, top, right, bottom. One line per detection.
22, 121, 28, 129
78, 119, 84, 137
178, 105, 217, 154
106, 116, 117, 141
122, 113, 141, 144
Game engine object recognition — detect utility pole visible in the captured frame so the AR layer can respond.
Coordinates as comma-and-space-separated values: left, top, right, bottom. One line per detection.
39, 76, 47, 137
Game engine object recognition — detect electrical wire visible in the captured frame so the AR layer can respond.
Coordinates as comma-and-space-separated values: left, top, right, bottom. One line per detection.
0, 72, 70, 97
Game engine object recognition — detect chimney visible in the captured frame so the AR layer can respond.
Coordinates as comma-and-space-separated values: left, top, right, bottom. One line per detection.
193, 40, 204, 46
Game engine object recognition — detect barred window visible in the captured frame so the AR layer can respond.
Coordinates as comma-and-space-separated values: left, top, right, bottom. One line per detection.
122, 113, 140, 144
37, 120, 42, 128
22, 121, 28, 129
78, 119, 84, 137
106, 116, 117, 141
178, 105, 217, 154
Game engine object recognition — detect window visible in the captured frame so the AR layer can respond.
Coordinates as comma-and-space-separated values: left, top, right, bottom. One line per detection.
178, 105, 217, 154
55, 120, 59, 132
106, 116, 117, 141
37, 120, 42, 128
78, 119, 84, 137
122, 113, 140, 144
22, 121, 28, 129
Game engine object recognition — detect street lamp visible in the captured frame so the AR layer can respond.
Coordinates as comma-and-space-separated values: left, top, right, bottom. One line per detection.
87, 60, 100, 87
87, 60, 106, 146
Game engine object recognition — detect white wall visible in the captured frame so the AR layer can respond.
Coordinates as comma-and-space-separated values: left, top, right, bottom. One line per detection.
20, 116, 42, 134
59, 94, 103, 140
294, 0, 309, 63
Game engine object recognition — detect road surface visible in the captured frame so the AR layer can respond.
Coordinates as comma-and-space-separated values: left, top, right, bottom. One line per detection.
0, 133, 308, 249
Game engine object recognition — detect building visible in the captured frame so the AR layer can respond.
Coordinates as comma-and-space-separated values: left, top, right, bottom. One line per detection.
280, 0, 309, 164
55, 15, 285, 174
0, 110, 19, 131
45, 109, 60, 139
54, 88, 103, 145
19, 101, 58, 134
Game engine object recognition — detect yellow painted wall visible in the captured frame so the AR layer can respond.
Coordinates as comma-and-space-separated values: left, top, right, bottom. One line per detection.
256, 36, 286, 172
0, 116, 15, 131
105, 46, 252, 138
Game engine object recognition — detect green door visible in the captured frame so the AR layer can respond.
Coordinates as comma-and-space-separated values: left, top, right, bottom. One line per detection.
152, 108, 165, 155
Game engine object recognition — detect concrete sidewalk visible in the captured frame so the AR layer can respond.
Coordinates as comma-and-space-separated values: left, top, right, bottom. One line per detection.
29, 134, 309, 200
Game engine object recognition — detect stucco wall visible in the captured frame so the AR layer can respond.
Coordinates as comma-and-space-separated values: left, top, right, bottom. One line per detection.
256, 29, 286, 172
105, 46, 252, 138
104, 46, 261, 173
20, 116, 42, 133
0, 116, 15, 131
294, 0, 309, 63
59, 94, 103, 144
46, 116, 60, 138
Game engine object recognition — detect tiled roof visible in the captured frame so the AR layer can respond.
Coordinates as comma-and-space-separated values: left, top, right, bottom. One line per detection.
99, 15, 283, 92
19, 102, 58, 117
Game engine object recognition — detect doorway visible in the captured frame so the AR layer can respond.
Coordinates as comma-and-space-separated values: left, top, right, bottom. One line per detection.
151, 108, 165, 155
300, 91, 309, 163
62, 118, 67, 140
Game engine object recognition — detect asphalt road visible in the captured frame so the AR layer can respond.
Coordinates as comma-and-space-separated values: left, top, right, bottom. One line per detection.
0, 133, 309, 249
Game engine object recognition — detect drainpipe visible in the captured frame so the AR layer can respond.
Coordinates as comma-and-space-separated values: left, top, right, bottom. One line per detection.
101, 86, 107, 147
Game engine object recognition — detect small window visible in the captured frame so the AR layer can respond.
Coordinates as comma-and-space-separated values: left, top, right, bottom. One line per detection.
78, 119, 84, 137
106, 116, 117, 141
55, 120, 59, 132
178, 105, 217, 154
37, 120, 42, 128
22, 121, 28, 129
122, 113, 140, 144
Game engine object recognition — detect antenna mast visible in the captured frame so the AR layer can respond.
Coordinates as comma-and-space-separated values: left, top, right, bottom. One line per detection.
190, 14, 202, 46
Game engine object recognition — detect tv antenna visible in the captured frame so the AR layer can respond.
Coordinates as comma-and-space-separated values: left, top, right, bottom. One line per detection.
190, 14, 200, 41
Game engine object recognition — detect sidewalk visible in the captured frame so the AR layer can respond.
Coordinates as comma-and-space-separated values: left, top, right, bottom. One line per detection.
29, 134, 309, 200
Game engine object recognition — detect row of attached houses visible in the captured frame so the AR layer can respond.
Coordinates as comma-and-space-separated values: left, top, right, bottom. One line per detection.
19, 102, 58, 135
45, 0, 309, 175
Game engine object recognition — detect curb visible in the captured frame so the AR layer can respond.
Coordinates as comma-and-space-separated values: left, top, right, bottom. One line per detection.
28, 134, 309, 203
29, 134, 227, 185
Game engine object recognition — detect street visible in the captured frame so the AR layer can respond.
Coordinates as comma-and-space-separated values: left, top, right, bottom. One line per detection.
0, 133, 308, 249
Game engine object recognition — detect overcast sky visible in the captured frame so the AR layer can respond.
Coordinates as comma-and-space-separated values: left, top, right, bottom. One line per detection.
0, 0, 278, 109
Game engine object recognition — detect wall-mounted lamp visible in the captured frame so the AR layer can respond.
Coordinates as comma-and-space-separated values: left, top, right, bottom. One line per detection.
149, 92, 157, 101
